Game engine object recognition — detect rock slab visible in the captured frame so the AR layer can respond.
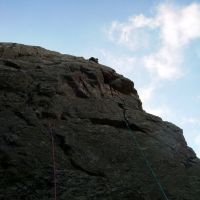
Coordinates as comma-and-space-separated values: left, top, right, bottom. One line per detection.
0, 43, 200, 200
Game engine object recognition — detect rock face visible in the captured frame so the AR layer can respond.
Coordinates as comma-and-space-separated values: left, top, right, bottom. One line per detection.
0, 43, 200, 200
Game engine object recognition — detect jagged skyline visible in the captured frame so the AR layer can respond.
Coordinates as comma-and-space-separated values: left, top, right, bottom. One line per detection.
1, 0, 200, 156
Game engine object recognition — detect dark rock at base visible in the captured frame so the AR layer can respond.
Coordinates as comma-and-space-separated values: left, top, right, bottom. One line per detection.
0, 43, 200, 200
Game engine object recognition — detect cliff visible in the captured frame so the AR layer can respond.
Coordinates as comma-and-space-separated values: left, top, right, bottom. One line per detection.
0, 43, 200, 200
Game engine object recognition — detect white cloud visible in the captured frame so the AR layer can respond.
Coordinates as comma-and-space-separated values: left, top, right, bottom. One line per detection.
107, 3, 200, 81
104, 2, 200, 158
158, 3, 200, 48
145, 3, 200, 80
144, 47, 183, 80
144, 104, 172, 120
139, 83, 157, 103
107, 16, 156, 51
99, 49, 136, 77
129, 14, 159, 28
183, 117, 200, 126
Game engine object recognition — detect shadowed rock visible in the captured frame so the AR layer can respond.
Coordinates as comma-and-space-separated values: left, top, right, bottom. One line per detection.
0, 43, 200, 200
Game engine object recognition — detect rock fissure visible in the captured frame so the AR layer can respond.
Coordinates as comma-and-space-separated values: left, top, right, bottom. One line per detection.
13, 110, 36, 126
55, 134, 106, 178
117, 100, 180, 151
181, 156, 198, 169
69, 158, 106, 178
1, 59, 21, 69
119, 100, 170, 200
89, 118, 126, 129
89, 117, 148, 133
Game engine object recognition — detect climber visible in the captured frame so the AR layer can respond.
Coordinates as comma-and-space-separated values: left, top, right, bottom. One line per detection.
89, 57, 98, 63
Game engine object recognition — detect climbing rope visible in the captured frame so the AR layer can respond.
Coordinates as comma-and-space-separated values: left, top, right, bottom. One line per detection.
119, 98, 169, 200
48, 122, 57, 200
124, 117, 169, 200
45, 87, 169, 200
109, 89, 169, 199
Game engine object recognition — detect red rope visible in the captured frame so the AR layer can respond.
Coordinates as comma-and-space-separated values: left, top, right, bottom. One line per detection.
48, 123, 57, 200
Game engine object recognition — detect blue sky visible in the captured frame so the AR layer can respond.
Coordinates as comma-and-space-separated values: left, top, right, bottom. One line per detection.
1, 0, 200, 157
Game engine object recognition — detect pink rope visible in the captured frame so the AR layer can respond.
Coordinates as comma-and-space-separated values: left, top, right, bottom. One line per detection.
48, 123, 57, 200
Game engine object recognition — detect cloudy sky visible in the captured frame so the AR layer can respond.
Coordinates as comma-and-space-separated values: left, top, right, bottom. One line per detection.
1, 0, 200, 157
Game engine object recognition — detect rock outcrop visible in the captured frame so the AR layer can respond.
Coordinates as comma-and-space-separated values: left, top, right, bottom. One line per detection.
0, 43, 200, 200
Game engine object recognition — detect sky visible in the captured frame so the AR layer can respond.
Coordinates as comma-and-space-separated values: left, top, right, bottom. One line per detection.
1, 0, 200, 157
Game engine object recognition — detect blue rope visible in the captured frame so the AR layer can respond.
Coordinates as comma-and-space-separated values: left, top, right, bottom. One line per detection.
123, 115, 169, 200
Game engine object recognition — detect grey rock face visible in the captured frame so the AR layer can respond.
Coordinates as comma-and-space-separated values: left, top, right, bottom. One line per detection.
0, 43, 200, 200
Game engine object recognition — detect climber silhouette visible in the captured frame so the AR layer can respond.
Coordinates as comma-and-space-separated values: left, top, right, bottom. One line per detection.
89, 57, 98, 63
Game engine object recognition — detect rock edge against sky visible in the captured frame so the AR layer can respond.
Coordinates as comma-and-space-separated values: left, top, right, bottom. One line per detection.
0, 43, 200, 199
